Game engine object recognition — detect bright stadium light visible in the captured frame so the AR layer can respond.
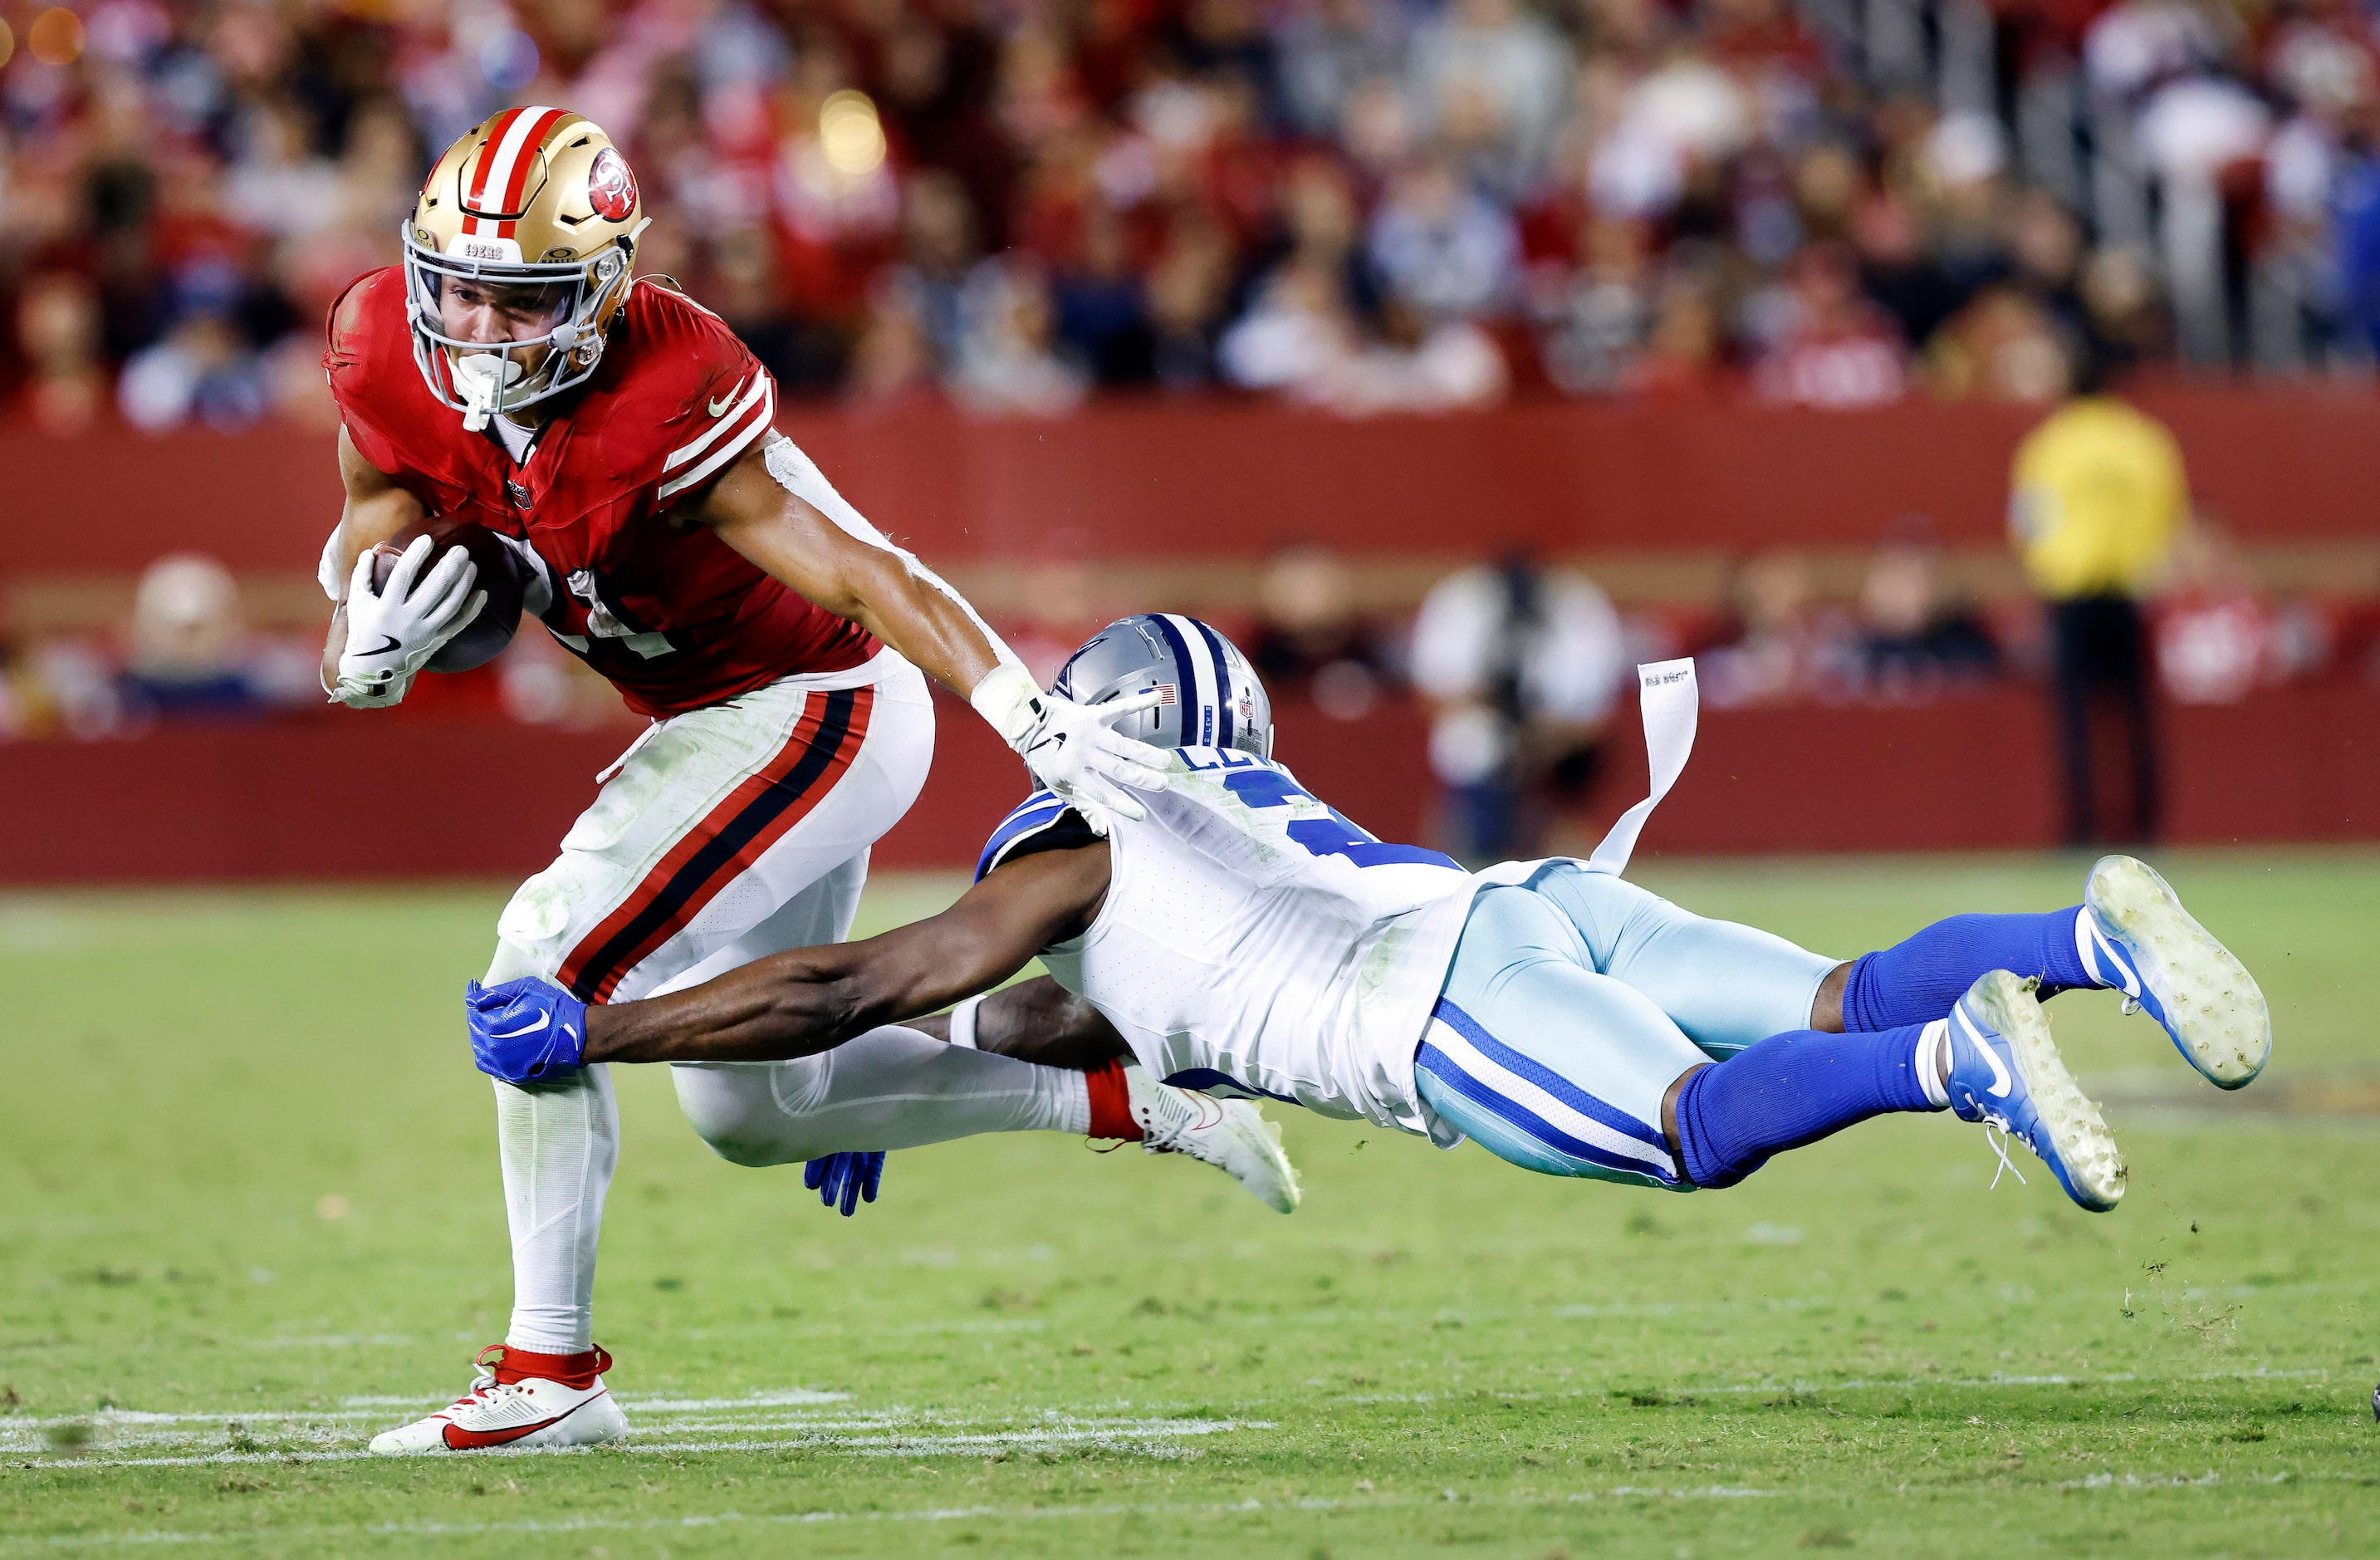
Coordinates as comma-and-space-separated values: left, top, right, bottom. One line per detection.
819, 90, 886, 179
28, 7, 84, 65
479, 27, 540, 91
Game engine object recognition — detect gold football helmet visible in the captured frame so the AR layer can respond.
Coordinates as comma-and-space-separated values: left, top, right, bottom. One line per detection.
401, 106, 646, 428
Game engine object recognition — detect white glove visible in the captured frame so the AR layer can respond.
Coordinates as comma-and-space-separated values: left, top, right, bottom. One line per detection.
970, 663, 1173, 834
329, 535, 483, 709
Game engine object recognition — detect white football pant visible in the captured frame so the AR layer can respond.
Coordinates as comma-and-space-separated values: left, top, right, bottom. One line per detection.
481, 651, 1088, 1353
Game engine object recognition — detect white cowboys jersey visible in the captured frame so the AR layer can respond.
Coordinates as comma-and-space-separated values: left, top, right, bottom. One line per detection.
972, 660, 1701, 1142
977, 748, 1486, 1137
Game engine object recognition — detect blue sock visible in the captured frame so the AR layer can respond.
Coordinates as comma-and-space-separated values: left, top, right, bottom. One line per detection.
1841, 910, 2094, 1031
1674, 1024, 1937, 1190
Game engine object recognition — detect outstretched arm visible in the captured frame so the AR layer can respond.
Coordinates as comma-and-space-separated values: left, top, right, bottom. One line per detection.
582, 846, 1113, 1065
691, 438, 1170, 827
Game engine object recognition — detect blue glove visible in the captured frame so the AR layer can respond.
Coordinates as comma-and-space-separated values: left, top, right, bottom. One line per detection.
803, 1151, 884, 1216
467, 977, 588, 1085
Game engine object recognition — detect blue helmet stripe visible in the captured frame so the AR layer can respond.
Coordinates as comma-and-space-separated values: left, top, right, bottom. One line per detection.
1143, 613, 1202, 746
1159, 612, 1219, 746
1188, 616, 1236, 752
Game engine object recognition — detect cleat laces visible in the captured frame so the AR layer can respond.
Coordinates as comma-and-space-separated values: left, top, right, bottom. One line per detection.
444, 1346, 529, 1415
1980, 1116, 2029, 1191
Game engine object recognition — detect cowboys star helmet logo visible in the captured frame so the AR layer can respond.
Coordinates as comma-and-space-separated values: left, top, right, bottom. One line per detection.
586, 148, 637, 222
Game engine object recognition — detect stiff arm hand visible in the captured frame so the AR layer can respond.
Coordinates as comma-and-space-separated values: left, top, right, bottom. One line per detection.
968, 668, 1172, 831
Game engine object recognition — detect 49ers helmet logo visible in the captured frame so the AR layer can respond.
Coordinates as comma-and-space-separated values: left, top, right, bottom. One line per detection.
587, 147, 638, 222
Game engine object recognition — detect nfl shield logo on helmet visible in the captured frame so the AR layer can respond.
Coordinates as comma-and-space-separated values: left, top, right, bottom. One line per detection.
587, 148, 638, 222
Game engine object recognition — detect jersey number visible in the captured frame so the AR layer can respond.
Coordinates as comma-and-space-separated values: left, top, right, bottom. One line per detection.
563, 569, 677, 660
1223, 769, 1458, 870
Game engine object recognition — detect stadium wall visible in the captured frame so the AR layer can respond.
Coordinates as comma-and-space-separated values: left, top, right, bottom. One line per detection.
7, 385, 2380, 580
6, 388, 2378, 881
3, 685, 2376, 884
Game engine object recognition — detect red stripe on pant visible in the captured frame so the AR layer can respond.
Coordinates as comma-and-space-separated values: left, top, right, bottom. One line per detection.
556, 685, 875, 1003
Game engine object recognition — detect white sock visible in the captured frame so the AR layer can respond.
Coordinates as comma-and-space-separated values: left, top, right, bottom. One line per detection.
1915, 1018, 1952, 1110
672, 1025, 1091, 1163
498, 1065, 618, 1354
946, 994, 986, 1050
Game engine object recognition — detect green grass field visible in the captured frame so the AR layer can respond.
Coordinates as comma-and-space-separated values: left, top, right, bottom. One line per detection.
4, 852, 2378, 1556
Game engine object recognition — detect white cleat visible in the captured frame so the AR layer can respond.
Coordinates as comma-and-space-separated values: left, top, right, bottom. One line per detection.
1126, 1070, 1302, 1214
369, 1345, 629, 1455
2081, 855, 2270, 1089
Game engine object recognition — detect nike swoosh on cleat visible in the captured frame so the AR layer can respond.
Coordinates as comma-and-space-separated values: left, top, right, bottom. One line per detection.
2089, 921, 2142, 998
1956, 1007, 2015, 1097
441, 1415, 562, 1450
492, 1013, 550, 1039
438, 1391, 607, 1450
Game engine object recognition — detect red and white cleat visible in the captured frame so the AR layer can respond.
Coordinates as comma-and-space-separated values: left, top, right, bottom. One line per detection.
368, 1344, 629, 1455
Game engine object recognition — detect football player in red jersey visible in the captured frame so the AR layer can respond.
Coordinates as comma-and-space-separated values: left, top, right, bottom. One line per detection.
321, 108, 1297, 1455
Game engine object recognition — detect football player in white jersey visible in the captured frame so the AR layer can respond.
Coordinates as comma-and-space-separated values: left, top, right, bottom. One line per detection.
470, 615, 2270, 1251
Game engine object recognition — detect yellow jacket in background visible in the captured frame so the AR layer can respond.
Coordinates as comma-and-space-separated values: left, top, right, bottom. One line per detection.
2008, 396, 2188, 600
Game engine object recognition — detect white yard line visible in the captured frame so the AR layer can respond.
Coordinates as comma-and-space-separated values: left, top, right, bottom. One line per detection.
7, 1363, 2337, 1464
1, 1397, 1266, 1469
1326, 1363, 2333, 1408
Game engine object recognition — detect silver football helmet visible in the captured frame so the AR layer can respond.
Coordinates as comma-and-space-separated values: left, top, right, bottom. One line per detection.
1052, 614, 1274, 758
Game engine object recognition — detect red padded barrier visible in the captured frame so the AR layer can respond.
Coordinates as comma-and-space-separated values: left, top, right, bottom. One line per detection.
7, 386, 2378, 577
4, 684, 2373, 884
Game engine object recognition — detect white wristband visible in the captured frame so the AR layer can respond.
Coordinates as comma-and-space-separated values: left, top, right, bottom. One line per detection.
967, 662, 1043, 748
947, 995, 985, 1050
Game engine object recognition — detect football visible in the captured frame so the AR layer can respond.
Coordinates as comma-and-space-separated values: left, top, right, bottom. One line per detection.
368, 519, 528, 672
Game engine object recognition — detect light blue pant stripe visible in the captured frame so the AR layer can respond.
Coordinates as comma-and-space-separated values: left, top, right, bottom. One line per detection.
1415, 1040, 1673, 1181
1411, 861, 1839, 1189
1432, 998, 1669, 1151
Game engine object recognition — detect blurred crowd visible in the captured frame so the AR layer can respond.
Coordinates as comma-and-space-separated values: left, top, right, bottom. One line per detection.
8, 0, 2380, 430
7, 514, 2379, 861
2, 505, 2374, 741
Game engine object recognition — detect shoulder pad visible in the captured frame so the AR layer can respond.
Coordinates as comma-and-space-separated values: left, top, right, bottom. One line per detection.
976, 790, 1098, 881
322, 267, 404, 377
611, 285, 776, 503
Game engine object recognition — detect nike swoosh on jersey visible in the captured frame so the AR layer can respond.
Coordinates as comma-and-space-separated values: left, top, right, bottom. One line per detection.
708, 375, 748, 417
492, 1013, 551, 1040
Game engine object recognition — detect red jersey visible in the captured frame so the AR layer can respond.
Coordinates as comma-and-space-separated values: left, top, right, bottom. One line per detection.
324, 268, 877, 719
